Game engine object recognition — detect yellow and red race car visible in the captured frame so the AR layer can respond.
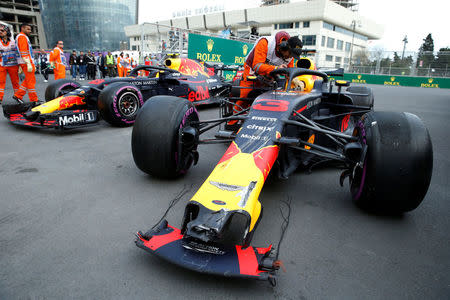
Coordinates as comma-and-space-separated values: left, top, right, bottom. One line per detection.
131, 59, 433, 285
2, 58, 234, 130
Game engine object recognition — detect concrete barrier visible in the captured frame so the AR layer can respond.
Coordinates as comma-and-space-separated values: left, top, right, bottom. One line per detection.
340, 74, 450, 89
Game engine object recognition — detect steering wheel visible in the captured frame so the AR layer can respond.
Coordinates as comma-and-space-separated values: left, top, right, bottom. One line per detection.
270, 67, 328, 92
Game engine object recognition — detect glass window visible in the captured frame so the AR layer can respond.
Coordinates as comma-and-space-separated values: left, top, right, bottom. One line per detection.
326, 55, 333, 62
274, 24, 278, 29
345, 42, 351, 52
303, 21, 310, 28
302, 35, 316, 46
327, 37, 335, 48
344, 57, 349, 63
323, 21, 334, 31
335, 56, 342, 62
321, 36, 326, 47
337, 40, 343, 50
279, 23, 294, 29
295, 22, 299, 28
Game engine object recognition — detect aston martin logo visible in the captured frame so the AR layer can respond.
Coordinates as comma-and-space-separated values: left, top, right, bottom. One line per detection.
207, 39, 214, 52
243, 44, 248, 56
428, 78, 433, 83
209, 181, 257, 207
357, 75, 362, 79
391, 77, 395, 81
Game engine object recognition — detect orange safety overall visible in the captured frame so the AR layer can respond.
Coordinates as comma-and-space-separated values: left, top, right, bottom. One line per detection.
14, 32, 38, 102
230, 37, 293, 124
117, 56, 124, 77
50, 46, 66, 80
0, 39, 20, 102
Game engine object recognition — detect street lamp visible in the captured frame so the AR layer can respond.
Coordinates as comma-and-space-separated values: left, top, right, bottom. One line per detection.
348, 19, 361, 72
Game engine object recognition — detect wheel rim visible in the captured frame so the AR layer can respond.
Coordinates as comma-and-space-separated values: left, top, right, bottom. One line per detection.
118, 92, 139, 117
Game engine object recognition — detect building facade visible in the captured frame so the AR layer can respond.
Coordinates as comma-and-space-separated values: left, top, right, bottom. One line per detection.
39, 0, 138, 51
0, 0, 47, 49
125, 0, 383, 69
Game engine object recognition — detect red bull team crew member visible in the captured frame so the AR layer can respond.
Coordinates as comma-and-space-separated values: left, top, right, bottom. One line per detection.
0, 24, 20, 105
13, 23, 38, 103
229, 31, 303, 125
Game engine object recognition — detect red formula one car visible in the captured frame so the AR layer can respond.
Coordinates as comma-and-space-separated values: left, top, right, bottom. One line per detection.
131, 59, 433, 285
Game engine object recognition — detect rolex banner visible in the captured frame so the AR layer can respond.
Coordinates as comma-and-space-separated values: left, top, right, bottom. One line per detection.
188, 33, 254, 80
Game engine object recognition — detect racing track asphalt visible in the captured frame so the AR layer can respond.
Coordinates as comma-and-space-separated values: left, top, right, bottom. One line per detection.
0, 76, 449, 299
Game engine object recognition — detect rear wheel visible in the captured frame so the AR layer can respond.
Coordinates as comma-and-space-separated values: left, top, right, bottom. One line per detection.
132, 96, 199, 178
350, 111, 433, 213
97, 82, 144, 126
346, 86, 374, 108
45, 79, 81, 101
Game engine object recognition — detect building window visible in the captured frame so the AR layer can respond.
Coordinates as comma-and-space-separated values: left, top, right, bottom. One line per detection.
274, 24, 278, 29
279, 23, 294, 29
337, 40, 343, 50
295, 22, 299, 28
303, 21, 310, 28
302, 35, 316, 46
335, 56, 342, 62
131, 45, 137, 50
327, 37, 335, 48
326, 55, 333, 62
345, 42, 351, 52
321, 36, 326, 47
323, 21, 334, 31
344, 57, 349, 63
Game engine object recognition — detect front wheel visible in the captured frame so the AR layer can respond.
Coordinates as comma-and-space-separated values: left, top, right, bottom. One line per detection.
350, 111, 433, 213
97, 82, 144, 126
132, 96, 199, 178
45, 79, 81, 101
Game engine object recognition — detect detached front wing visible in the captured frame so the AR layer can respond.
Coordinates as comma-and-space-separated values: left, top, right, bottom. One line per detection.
136, 220, 278, 283
8, 110, 99, 130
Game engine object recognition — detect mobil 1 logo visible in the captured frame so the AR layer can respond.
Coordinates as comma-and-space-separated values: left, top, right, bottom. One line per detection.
58, 111, 97, 127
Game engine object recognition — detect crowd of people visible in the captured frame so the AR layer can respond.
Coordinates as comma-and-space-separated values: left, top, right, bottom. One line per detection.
0, 22, 162, 104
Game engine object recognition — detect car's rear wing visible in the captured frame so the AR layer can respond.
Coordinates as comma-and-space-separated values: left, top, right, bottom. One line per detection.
318, 68, 344, 77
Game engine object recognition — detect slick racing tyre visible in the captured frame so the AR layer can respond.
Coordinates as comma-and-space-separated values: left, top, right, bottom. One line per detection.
45, 79, 81, 101
346, 86, 374, 109
350, 111, 433, 213
132, 96, 199, 178
97, 82, 144, 127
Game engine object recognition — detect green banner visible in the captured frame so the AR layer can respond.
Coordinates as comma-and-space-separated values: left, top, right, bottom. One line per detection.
340, 74, 450, 89
188, 33, 254, 80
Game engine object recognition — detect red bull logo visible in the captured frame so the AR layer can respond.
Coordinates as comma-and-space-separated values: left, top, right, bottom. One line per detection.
178, 58, 209, 77
59, 96, 85, 110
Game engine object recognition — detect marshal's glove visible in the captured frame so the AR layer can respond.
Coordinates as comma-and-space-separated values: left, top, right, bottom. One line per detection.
23, 57, 33, 72
292, 77, 305, 91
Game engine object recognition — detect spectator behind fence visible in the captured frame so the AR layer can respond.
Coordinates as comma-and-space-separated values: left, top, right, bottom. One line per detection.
97, 52, 106, 79
69, 50, 77, 80
77, 51, 86, 80
39, 50, 49, 82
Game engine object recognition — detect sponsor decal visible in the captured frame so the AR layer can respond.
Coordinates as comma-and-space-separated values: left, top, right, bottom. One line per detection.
304, 134, 315, 150
251, 116, 278, 122
307, 98, 321, 109
207, 39, 214, 52
58, 112, 95, 126
420, 78, 439, 88
196, 53, 222, 62
384, 76, 400, 86
210, 181, 244, 191
132, 80, 157, 85
206, 78, 218, 83
243, 44, 248, 56
352, 74, 366, 84
240, 133, 269, 141
209, 181, 256, 207
246, 124, 273, 132
182, 240, 225, 255
212, 200, 226, 205
88, 79, 105, 85
58, 96, 85, 110
188, 86, 210, 101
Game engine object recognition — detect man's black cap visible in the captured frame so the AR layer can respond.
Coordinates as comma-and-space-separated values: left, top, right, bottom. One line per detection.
288, 36, 303, 59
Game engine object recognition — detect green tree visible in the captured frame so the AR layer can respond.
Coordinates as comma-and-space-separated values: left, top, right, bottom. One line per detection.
416, 33, 435, 69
